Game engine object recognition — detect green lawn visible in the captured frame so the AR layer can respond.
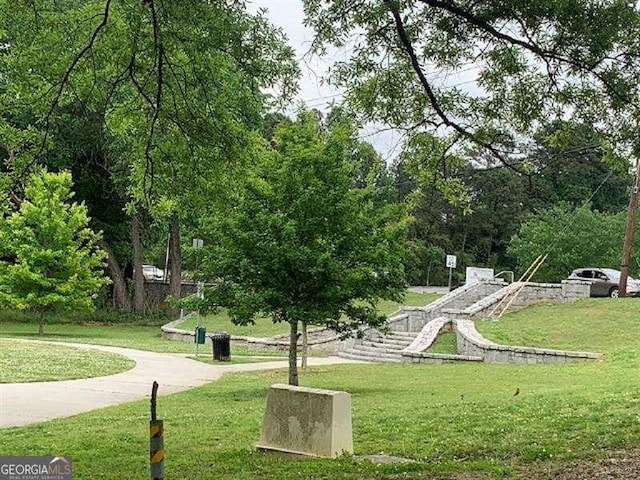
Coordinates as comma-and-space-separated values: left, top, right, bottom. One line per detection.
1, 298, 638, 478
477, 297, 640, 361
0, 323, 290, 357
187, 355, 288, 365
0, 339, 134, 383
426, 330, 457, 354
0, 323, 198, 353
177, 291, 441, 336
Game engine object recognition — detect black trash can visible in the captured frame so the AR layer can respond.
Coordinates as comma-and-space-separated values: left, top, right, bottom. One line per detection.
212, 332, 231, 362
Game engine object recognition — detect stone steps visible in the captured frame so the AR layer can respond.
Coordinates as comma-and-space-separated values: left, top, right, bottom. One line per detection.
363, 337, 411, 348
349, 344, 406, 355
361, 340, 406, 350
337, 351, 403, 363
338, 330, 418, 363
386, 331, 417, 340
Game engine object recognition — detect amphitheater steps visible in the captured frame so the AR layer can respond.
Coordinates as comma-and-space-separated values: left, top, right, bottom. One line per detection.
338, 330, 417, 363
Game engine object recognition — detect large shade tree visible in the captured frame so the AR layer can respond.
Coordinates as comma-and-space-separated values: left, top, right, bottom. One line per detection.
303, 1, 640, 288
393, 121, 631, 284
303, 1, 640, 161
193, 113, 407, 385
0, 0, 298, 312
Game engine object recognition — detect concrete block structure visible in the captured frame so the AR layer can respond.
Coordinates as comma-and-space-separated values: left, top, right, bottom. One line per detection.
256, 384, 353, 458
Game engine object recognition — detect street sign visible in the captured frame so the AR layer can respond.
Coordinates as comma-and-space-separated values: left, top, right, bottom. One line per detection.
446, 255, 457, 268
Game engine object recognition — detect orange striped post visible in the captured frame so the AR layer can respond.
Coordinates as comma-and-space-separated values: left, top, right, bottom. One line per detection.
150, 381, 164, 480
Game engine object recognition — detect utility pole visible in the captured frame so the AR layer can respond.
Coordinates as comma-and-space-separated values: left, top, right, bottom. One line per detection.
619, 158, 640, 297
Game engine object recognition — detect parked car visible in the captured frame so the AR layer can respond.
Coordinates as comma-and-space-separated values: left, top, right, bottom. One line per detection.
142, 264, 164, 281
567, 267, 640, 297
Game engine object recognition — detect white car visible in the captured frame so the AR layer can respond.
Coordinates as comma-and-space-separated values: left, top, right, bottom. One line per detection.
142, 264, 164, 281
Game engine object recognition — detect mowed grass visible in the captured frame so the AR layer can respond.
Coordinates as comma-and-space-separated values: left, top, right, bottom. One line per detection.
477, 297, 640, 361
426, 330, 458, 354
0, 322, 198, 353
0, 323, 288, 357
1, 298, 639, 479
178, 290, 441, 336
0, 339, 134, 383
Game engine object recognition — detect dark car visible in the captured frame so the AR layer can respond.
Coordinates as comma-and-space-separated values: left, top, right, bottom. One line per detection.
567, 267, 640, 297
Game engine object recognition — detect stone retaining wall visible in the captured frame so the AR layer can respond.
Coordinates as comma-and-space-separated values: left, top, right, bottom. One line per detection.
160, 317, 252, 347
144, 281, 197, 312
401, 351, 484, 364
247, 328, 342, 354
160, 317, 342, 353
469, 280, 590, 317
455, 319, 600, 364
440, 280, 590, 320
402, 317, 451, 353
392, 280, 507, 332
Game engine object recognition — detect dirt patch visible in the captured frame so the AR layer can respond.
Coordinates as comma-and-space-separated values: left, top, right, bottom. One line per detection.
513, 448, 640, 480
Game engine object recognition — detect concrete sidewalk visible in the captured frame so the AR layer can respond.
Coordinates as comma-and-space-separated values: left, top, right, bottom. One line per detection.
0, 341, 358, 428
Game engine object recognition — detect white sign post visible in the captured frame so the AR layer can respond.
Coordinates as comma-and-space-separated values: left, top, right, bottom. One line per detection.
446, 255, 457, 290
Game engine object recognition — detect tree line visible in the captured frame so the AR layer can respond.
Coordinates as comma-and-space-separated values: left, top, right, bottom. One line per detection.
3, 1, 640, 383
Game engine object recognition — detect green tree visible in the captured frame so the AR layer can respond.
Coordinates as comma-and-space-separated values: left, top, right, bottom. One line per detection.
194, 114, 407, 385
527, 122, 631, 213
0, 170, 108, 334
1, 0, 299, 313
508, 204, 632, 282
304, 1, 640, 166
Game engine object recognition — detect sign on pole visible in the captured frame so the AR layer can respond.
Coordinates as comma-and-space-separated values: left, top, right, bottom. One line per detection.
445, 254, 457, 290
446, 255, 457, 268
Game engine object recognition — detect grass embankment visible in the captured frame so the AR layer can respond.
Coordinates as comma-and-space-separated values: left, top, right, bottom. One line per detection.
478, 297, 640, 360
177, 291, 441, 336
1, 298, 638, 478
0, 339, 134, 383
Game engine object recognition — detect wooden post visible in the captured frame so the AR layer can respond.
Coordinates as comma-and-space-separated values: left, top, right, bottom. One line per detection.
150, 381, 164, 480
620, 158, 640, 297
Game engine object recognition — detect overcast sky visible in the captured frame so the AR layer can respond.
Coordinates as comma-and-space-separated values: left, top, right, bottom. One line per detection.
248, 0, 405, 161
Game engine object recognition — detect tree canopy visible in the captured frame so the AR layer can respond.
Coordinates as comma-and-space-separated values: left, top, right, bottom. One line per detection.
1, 0, 298, 195
303, 1, 640, 166
508, 203, 634, 282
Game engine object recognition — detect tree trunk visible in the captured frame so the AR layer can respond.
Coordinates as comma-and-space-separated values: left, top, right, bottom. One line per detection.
131, 212, 145, 314
99, 239, 131, 311
301, 321, 308, 370
38, 311, 44, 336
288, 319, 299, 386
168, 216, 182, 301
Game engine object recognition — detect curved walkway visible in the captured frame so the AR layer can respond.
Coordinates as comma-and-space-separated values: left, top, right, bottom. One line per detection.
0, 340, 359, 428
